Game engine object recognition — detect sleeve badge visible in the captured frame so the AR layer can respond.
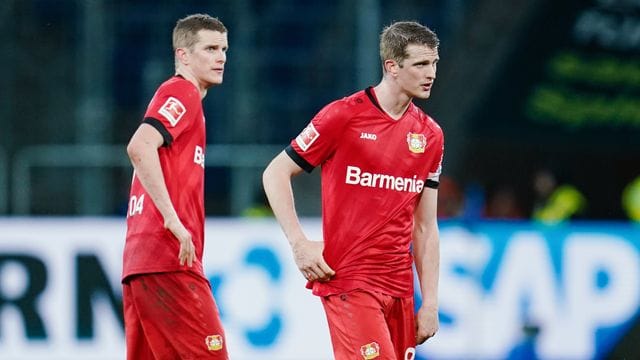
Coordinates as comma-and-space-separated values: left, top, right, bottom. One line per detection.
295, 123, 320, 152
158, 96, 187, 127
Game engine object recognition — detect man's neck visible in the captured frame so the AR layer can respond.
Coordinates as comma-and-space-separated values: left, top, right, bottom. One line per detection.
372, 81, 412, 120
175, 69, 207, 99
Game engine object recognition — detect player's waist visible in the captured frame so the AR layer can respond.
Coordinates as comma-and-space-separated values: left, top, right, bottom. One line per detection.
312, 272, 414, 298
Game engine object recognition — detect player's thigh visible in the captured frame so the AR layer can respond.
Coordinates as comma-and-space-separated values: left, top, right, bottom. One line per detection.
122, 282, 156, 360
321, 290, 395, 360
128, 272, 228, 359
386, 296, 417, 360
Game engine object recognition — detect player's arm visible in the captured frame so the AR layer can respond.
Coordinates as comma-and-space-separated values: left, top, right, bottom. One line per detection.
262, 151, 335, 282
412, 186, 440, 344
126, 123, 195, 267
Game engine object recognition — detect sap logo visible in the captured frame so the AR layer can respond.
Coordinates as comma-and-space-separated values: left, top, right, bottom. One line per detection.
360, 132, 377, 140
194, 145, 205, 168
418, 225, 640, 360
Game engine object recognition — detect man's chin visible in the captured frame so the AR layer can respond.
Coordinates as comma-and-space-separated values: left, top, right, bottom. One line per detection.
207, 78, 223, 87
415, 91, 431, 99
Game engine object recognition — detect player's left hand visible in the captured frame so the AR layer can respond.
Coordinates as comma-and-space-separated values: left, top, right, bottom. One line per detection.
415, 305, 439, 344
164, 216, 195, 267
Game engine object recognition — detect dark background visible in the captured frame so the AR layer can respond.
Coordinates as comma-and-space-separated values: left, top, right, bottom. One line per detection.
1, 0, 638, 220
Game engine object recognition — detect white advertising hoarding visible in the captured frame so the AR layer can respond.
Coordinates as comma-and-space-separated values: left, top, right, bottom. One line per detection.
0, 218, 638, 360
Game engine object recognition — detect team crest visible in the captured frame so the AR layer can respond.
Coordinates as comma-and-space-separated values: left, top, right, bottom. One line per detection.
158, 96, 186, 127
407, 133, 427, 153
205, 334, 224, 351
360, 342, 380, 359
295, 123, 320, 151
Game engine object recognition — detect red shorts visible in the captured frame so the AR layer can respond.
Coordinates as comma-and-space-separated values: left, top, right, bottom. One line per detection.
321, 290, 417, 360
123, 271, 229, 360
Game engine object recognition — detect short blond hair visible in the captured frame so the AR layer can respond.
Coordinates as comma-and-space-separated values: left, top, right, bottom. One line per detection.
172, 14, 227, 51
380, 21, 439, 66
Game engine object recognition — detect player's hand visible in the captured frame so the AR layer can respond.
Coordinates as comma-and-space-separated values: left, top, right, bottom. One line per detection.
415, 305, 439, 344
164, 217, 195, 267
291, 239, 335, 282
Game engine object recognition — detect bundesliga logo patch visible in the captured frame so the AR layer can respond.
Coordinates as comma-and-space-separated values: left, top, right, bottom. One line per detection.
407, 133, 427, 153
158, 96, 186, 127
360, 342, 380, 359
295, 123, 320, 151
205, 334, 224, 351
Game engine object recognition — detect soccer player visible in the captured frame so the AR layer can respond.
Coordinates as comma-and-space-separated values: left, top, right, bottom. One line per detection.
263, 21, 443, 359
121, 14, 229, 360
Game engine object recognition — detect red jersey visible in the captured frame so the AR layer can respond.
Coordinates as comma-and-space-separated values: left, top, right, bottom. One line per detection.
287, 87, 444, 298
122, 76, 207, 282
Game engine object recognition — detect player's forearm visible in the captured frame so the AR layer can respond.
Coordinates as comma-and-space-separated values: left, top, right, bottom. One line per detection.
262, 162, 307, 246
127, 142, 179, 224
413, 225, 440, 309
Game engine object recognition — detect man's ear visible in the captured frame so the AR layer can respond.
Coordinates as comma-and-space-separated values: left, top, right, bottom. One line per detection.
175, 47, 189, 66
384, 59, 399, 77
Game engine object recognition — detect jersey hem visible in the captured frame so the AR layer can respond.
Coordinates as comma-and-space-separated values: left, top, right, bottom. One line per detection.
122, 265, 205, 284
311, 281, 413, 299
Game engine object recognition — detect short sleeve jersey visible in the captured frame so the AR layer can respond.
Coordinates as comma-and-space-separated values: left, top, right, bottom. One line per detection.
122, 76, 207, 282
287, 87, 444, 298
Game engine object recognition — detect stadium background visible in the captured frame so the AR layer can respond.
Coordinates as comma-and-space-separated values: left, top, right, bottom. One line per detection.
1, 0, 639, 359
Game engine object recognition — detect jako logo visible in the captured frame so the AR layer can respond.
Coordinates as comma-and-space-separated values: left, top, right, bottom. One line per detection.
360, 132, 377, 140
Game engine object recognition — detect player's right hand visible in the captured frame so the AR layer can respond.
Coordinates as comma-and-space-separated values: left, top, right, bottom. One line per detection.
291, 239, 335, 282
165, 217, 195, 267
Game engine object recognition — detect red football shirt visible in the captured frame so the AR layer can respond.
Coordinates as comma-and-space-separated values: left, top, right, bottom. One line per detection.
122, 76, 207, 282
287, 87, 444, 298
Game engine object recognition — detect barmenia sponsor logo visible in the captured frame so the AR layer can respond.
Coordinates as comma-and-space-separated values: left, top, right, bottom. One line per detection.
344, 165, 424, 193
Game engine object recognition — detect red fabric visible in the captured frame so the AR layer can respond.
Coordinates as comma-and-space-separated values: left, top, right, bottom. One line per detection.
289, 88, 444, 297
123, 272, 228, 360
321, 290, 417, 360
123, 76, 207, 281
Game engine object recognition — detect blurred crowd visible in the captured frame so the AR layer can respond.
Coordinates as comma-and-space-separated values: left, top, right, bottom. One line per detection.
436, 171, 640, 223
